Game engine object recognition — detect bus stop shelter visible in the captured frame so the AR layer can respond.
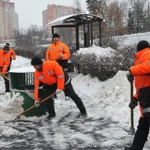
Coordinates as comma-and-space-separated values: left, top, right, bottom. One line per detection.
47, 14, 104, 50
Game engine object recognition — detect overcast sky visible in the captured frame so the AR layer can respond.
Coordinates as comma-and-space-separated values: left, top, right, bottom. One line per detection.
10, 0, 87, 29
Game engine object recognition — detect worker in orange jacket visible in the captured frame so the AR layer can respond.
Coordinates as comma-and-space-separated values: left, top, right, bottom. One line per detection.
46, 33, 71, 100
46, 33, 70, 69
5, 43, 16, 71
6, 43, 16, 60
31, 56, 87, 120
125, 40, 150, 150
0, 46, 11, 92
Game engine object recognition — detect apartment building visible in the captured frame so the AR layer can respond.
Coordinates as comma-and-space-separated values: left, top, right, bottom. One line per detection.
42, 4, 77, 37
0, 0, 16, 42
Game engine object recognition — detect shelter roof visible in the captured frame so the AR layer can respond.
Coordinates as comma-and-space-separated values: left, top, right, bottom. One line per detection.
47, 14, 104, 27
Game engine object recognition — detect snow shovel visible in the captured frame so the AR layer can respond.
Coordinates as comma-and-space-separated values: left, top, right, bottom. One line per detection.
14, 92, 57, 120
130, 81, 135, 135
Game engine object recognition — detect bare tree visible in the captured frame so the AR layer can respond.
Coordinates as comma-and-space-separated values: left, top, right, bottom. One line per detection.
15, 25, 44, 48
104, 1, 126, 37
73, 0, 82, 14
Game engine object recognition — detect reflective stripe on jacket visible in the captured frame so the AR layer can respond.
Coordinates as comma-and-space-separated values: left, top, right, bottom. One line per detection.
46, 41, 70, 61
130, 48, 150, 117
34, 60, 64, 100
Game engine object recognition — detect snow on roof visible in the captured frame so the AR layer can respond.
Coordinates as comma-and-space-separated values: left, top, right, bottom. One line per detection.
47, 14, 75, 27
46, 14, 103, 27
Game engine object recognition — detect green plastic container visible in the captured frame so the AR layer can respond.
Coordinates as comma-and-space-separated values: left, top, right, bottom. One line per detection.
9, 69, 48, 117
21, 92, 48, 117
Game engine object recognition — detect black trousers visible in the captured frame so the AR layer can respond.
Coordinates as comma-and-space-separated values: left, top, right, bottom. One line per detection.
137, 116, 150, 134
63, 70, 86, 114
3, 74, 10, 92
125, 116, 150, 149
63, 69, 69, 97
0, 66, 10, 93
38, 80, 86, 117
38, 84, 57, 118
64, 81, 86, 114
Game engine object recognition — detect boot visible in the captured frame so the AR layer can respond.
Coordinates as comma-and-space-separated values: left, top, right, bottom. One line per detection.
78, 105, 87, 118
124, 129, 148, 150
47, 113, 55, 120
78, 103, 87, 116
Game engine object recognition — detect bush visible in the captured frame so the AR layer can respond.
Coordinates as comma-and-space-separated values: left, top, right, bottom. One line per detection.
14, 45, 48, 59
116, 45, 136, 70
72, 46, 122, 81
71, 45, 136, 81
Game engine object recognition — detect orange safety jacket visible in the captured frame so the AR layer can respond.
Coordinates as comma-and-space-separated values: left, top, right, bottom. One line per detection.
0, 50, 11, 73
130, 48, 150, 117
46, 41, 70, 61
34, 60, 64, 100
9, 47, 16, 60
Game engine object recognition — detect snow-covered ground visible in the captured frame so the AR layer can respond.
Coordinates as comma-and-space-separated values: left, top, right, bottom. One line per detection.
0, 55, 149, 150
114, 32, 150, 48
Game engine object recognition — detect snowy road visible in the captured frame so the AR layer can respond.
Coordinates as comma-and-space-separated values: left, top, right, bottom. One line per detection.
1, 110, 130, 150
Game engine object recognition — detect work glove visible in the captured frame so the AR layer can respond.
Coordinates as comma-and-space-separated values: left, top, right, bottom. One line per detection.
129, 98, 138, 109
126, 71, 134, 83
57, 53, 63, 60
34, 100, 40, 107
56, 89, 62, 94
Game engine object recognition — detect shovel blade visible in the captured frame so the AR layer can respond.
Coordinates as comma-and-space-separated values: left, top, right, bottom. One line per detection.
130, 127, 135, 135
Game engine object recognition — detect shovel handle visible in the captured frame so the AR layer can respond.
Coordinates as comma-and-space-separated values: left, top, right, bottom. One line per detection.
130, 81, 135, 135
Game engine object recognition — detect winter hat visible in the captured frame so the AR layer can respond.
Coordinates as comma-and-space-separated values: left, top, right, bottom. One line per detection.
137, 40, 150, 51
31, 56, 43, 66
6, 43, 10, 46
52, 33, 60, 38
3, 45, 10, 50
